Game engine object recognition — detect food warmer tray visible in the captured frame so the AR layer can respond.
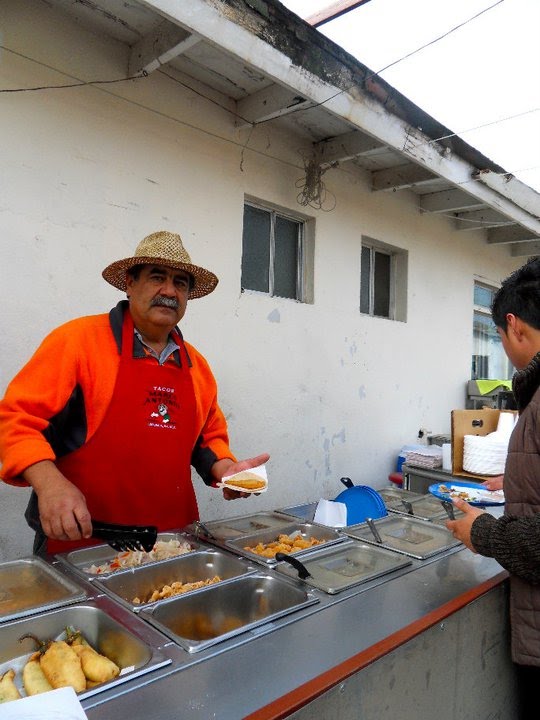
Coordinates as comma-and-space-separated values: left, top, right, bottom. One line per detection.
139, 572, 319, 654
377, 487, 424, 507
223, 522, 345, 566
0, 556, 87, 623
186, 511, 296, 541
94, 548, 258, 612
385, 493, 454, 521
344, 515, 462, 559
276, 502, 318, 523
55, 531, 199, 580
274, 538, 412, 594
0, 599, 171, 702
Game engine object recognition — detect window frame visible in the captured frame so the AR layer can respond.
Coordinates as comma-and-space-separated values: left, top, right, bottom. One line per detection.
360, 237, 407, 322
472, 279, 512, 380
241, 199, 310, 302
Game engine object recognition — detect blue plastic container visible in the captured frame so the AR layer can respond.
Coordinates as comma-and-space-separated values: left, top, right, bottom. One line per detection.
333, 485, 387, 526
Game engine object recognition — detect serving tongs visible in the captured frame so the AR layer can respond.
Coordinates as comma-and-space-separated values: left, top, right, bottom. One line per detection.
275, 552, 312, 579
366, 517, 383, 544
440, 500, 455, 520
91, 519, 158, 553
192, 520, 217, 540
401, 500, 415, 516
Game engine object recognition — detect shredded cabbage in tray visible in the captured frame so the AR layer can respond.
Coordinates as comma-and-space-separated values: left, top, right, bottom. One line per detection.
85, 539, 193, 574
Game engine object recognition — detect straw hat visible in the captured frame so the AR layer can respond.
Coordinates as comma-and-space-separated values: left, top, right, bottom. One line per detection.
102, 231, 218, 299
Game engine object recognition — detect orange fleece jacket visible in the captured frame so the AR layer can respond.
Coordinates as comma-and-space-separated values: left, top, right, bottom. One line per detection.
0, 306, 234, 484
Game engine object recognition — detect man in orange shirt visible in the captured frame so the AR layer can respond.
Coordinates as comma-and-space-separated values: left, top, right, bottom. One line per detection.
0, 231, 268, 554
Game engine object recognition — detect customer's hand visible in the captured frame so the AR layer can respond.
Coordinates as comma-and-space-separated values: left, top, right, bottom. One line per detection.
482, 475, 504, 491
445, 498, 485, 552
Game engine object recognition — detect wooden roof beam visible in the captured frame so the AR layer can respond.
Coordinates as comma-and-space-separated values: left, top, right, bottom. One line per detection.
372, 164, 441, 192
235, 85, 311, 128
510, 241, 540, 257
306, 0, 373, 27
454, 209, 513, 232
420, 188, 486, 214
128, 21, 200, 75
315, 130, 383, 168
487, 225, 540, 245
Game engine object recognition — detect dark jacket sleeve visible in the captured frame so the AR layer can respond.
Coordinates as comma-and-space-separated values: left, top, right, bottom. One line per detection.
471, 512, 540, 584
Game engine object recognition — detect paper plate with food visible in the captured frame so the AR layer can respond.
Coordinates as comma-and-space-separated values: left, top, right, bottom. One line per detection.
429, 480, 504, 507
219, 464, 268, 493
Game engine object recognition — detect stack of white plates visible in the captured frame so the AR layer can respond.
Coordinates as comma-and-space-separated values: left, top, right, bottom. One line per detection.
462, 433, 508, 475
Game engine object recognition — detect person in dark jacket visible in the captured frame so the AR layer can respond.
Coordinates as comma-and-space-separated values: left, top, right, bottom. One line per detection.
447, 256, 540, 719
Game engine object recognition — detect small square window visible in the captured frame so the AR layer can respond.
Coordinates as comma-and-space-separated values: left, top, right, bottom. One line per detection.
241, 202, 306, 301
360, 238, 407, 321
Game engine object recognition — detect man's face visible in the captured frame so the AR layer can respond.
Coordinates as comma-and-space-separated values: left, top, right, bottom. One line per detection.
126, 265, 191, 335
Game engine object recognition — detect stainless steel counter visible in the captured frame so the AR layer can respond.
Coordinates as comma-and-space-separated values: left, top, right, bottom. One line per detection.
82, 546, 508, 720
1, 502, 510, 719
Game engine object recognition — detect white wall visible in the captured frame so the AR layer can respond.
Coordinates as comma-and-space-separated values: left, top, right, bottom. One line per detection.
0, 0, 522, 559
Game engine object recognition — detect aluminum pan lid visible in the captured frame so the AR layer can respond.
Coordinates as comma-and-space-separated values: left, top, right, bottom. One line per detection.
344, 515, 462, 559
275, 539, 412, 594
0, 557, 87, 623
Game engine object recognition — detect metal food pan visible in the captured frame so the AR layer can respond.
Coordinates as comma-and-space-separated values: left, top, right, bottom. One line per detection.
344, 515, 461, 559
140, 573, 319, 653
0, 601, 171, 701
275, 503, 318, 523
274, 539, 412, 594
225, 522, 345, 565
56, 531, 199, 579
189, 512, 296, 541
0, 557, 87, 623
377, 487, 424, 506
94, 549, 257, 611
386, 494, 453, 521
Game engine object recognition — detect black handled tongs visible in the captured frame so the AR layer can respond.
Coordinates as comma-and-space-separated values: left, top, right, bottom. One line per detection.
91, 519, 158, 553
275, 552, 312, 579
441, 500, 455, 521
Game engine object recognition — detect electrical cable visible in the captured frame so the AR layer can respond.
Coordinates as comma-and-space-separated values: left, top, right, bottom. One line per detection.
0, 45, 147, 91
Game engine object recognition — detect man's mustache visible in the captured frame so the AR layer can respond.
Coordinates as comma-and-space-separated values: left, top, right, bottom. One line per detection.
151, 296, 179, 309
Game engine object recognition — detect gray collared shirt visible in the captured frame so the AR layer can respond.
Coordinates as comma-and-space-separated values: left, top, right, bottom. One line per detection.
134, 329, 179, 366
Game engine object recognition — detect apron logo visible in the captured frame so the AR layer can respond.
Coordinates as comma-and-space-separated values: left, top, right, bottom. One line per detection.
151, 403, 171, 424
145, 386, 179, 429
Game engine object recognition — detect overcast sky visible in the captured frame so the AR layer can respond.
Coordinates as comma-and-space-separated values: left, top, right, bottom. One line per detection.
280, 0, 540, 195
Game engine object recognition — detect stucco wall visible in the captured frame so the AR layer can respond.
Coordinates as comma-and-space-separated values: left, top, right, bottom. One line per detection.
0, 0, 522, 560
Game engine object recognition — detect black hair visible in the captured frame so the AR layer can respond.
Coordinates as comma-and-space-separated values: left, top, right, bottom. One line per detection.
491, 256, 540, 331
127, 263, 194, 289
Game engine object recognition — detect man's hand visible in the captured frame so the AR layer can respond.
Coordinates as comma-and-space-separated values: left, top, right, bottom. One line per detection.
445, 497, 485, 552
23, 461, 92, 541
211, 453, 270, 501
482, 475, 504, 491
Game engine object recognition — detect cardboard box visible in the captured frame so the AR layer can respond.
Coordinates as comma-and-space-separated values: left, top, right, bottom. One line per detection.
451, 409, 517, 479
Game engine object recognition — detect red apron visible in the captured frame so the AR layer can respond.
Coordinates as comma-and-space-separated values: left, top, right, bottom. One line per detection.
48, 310, 199, 554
